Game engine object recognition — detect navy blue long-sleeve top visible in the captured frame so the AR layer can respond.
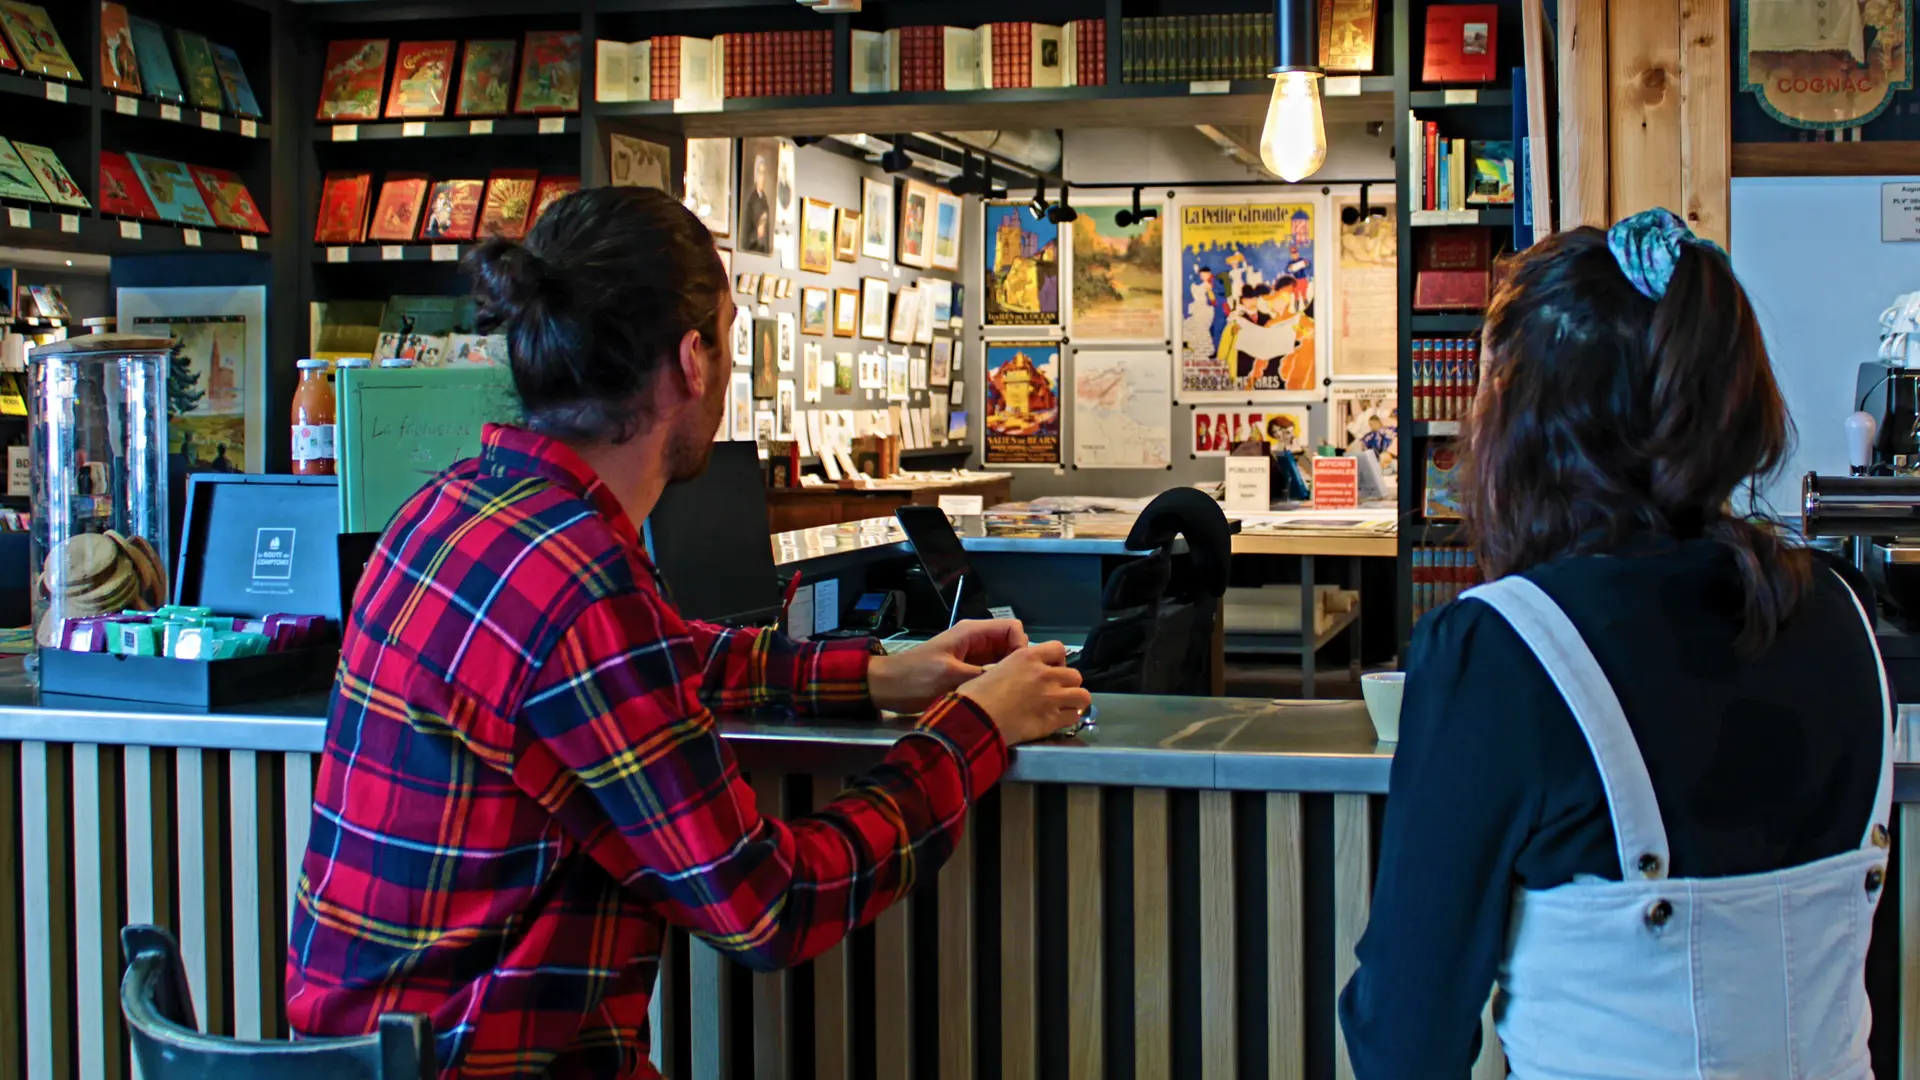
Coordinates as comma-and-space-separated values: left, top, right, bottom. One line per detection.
1338, 538, 1885, 1079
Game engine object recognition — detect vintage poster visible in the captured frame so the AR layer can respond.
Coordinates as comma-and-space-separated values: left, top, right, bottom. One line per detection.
984, 342, 1062, 465
1191, 406, 1310, 457
984, 201, 1061, 329
609, 134, 671, 193
1069, 201, 1168, 342
1740, 0, 1912, 130
1331, 196, 1397, 379
683, 137, 732, 238
1176, 199, 1322, 401
1329, 384, 1398, 477
131, 314, 250, 473
1072, 350, 1172, 469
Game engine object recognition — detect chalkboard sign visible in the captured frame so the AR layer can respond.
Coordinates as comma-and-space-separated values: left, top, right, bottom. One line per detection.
336, 366, 520, 532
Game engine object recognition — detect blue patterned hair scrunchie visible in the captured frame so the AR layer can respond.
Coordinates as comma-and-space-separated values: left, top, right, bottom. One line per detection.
1605, 208, 1727, 301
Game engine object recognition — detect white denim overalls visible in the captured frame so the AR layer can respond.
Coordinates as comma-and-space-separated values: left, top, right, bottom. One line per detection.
1463, 574, 1893, 1080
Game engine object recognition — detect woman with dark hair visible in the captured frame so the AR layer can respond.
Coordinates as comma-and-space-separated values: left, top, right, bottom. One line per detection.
1340, 210, 1891, 1078
287, 187, 1089, 1077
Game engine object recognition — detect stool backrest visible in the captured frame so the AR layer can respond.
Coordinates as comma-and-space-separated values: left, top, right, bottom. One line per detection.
120, 925, 437, 1080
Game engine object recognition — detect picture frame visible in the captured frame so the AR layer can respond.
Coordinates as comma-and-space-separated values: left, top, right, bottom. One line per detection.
117, 285, 269, 474
890, 285, 920, 344
932, 191, 964, 272
861, 177, 895, 261
737, 272, 760, 296
859, 277, 890, 340
775, 276, 793, 300
835, 208, 861, 262
834, 287, 860, 337
609, 133, 672, 192
897, 179, 938, 269
930, 338, 953, 386
684, 136, 733, 239
801, 287, 830, 336
737, 137, 782, 257
800, 197, 836, 274
757, 274, 777, 304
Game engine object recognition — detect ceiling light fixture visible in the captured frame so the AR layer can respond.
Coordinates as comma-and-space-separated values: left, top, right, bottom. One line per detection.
879, 134, 912, 173
1046, 182, 1078, 224
1261, 0, 1327, 183
1113, 186, 1159, 228
1028, 178, 1049, 219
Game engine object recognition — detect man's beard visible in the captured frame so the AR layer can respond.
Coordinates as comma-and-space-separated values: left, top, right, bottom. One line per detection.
666, 366, 730, 483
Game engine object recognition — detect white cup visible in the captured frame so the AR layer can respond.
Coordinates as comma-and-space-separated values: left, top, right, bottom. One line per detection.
1361, 672, 1406, 743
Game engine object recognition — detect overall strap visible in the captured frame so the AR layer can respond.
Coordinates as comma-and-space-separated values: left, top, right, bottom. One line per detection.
1830, 569, 1894, 847
1462, 576, 1671, 880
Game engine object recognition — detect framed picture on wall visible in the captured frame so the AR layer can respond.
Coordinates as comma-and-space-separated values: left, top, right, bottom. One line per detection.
835, 207, 861, 262
861, 177, 894, 261
119, 285, 268, 474
897, 179, 937, 269
860, 277, 889, 339
834, 287, 859, 337
683, 137, 733, 239
890, 285, 920, 344
801, 287, 830, 335
738, 136, 779, 255
931, 191, 964, 271
800, 197, 835, 274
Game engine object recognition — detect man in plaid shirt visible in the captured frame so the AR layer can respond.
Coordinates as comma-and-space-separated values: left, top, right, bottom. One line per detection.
287, 189, 1090, 1078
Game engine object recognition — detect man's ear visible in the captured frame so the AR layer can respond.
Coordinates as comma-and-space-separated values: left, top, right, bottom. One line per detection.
676, 328, 708, 398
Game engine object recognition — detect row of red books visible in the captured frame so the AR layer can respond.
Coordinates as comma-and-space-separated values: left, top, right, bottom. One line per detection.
316, 34, 580, 123
1411, 545, 1482, 621
316, 170, 579, 245
721, 30, 832, 99
98, 152, 268, 233
1411, 337, 1480, 422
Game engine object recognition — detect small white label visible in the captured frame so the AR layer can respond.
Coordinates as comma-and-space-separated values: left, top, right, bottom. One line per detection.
115, 95, 137, 115
119, 220, 142, 240
199, 111, 220, 130
327, 246, 349, 263
1188, 79, 1232, 95
402, 121, 426, 137
431, 244, 457, 262
6, 208, 28, 229
182, 228, 201, 247
1324, 75, 1363, 97
469, 119, 494, 135
1443, 88, 1478, 105
538, 116, 565, 134
938, 494, 984, 516
59, 214, 77, 233
1884, 182, 1920, 242
332, 124, 358, 142
5, 446, 28, 498
291, 424, 336, 463
1224, 457, 1272, 514
240, 234, 258, 250
44, 82, 66, 103
240, 119, 257, 138
381, 245, 403, 261
159, 104, 181, 122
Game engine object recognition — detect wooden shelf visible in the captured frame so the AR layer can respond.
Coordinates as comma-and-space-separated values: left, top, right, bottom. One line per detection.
1733, 140, 1920, 177
1410, 314, 1483, 332
0, 71, 87, 107
594, 78, 1396, 138
313, 116, 578, 142
0, 209, 266, 254
314, 244, 471, 264
1409, 207, 1514, 227
1409, 88, 1511, 108
103, 92, 270, 140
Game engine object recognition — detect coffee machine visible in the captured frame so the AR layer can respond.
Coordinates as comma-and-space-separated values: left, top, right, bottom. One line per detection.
1854, 361, 1920, 472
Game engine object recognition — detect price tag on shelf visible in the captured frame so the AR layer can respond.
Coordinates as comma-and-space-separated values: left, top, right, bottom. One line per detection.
538, 116, 565, 134
1324, 75, 1363, 97
430, 244, 457, 262
327, 246, 349, 263
120, 220, 142, 240
468, 119, 494, 135
1187, 80, 1231, 95
115, 95, 137, 115
159, 104, 181, 122
402, 121, 426, 137
6, 208, 29, 229
1443, 88, 1478, 105
381, 245, 403, 261
199, 111, 220, 130
44, 82, 66, 103
59, 214, 77, 233
182, 228, 202, 248
332, 124, 358, 142
240, 235, 258, 251
240, 119, 257, 138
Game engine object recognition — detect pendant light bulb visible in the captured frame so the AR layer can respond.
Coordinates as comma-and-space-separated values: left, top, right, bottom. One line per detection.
1260, 70, 1327, 183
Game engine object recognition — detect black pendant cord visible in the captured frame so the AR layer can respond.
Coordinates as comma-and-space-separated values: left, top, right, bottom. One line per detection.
1274, 0, 1322, 74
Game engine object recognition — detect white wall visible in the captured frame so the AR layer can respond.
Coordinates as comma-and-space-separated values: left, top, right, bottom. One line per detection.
1731, 176, 1920, 515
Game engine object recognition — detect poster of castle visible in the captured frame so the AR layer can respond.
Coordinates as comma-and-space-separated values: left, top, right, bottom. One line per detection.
1069, 202, 1167, 342
984, 342, 1061, 465
130, 314, 249, 473
983, 201, 1060, 328
1176, 199, 1321, 403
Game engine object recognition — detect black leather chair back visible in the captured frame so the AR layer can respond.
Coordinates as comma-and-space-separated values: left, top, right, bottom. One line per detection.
1077, 548, 1172, 694
121, 925, 437, 1080
1123, 489, 1233, 696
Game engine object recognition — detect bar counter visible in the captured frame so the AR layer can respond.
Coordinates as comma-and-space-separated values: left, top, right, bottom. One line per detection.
1, 666, 1914, 1080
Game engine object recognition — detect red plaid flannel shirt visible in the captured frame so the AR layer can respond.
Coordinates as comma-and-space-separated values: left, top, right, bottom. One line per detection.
286, 425, 1007, 1078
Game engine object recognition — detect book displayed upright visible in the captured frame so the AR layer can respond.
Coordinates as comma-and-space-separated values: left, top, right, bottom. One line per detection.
1320, 0, 1378, 73
529, 176, 579, 229
100, 3, 142, 94
515, 30, 582, 113
127, 154, 217, 227
367, 174, 431, 241
385, 40, 456, 118
1413, 227, 1492, 312
188, 165, 268, 233
99, 151, 160, 219
454, 39, 517, 116
1422, 4, 1498, 83
317, 39, 391, 121
0, 139, 48, 204
315, 170, 375, 243
478, 169, 538, 240
419, 179, 484, 241
12, 141, 85, 208
1423, 444, 1463, 519
170, 29, 225, 110
212, 45, 262, 116
0, 1, 78, 81
128, 17, 184, 103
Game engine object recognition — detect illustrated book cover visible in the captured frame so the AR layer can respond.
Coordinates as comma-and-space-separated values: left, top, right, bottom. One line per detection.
315, 169, 374, 244
128, 153, 216, 227
169, 28, 224, 110
528, 175, 579, 230
316, 38, 390, 121
454, 39, 516, 116
188, 165, 268, 233
0, 139, 47, 204
99, 2, 141, 94
419, 178, 484, 241
12, 142, 85, 208
385, 40, 455, 118
99, 151, 159, 219
478, 169, 538, 240
1466, 140, 1515, 205
514, 30, 581, 114
128, 17, 183, 103
1423, 444, 1464, 519
212, 45, 261, 117
368, 174, 429, 241
0, 2, 79, 81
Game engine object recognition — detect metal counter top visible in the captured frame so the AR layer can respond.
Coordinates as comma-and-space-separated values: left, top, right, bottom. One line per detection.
768, 513, 1183, 569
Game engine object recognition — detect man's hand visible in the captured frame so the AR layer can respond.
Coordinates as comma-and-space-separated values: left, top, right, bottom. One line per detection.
867, 619, 1029, 714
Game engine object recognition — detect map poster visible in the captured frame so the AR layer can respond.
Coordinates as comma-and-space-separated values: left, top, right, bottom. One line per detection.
984, 342, 1062, 466
1072, 350, 1172, 469
1191, 406, 1309, 457
1329, 384, 1399, 478
1176, 199, 1321, 401
1331, 196, 1397, 379
1069, 202, 1167, 342
984, 201, 1061, 328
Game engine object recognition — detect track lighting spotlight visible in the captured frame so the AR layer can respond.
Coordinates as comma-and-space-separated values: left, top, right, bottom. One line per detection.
948, 151, 982, 196
1113, 186, 1159, 228
879, 135, 911, 174
1046, 183, 1078, 224
1028, 178, 1048, 219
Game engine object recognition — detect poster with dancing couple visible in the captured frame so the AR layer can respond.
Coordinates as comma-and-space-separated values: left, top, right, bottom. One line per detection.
1175, 196, 1326, 403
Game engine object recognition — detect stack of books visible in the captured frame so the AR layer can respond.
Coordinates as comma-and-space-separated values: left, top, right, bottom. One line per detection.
852, 21, 1107, 93
722, 30, 832, 98
1120, 14, 1275, 82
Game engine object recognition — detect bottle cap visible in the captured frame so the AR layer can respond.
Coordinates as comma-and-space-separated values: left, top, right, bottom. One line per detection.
296, 358, 329, 370
336, 357, 372, 368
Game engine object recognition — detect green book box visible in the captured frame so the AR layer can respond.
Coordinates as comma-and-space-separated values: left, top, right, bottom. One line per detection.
336, 366, 521, 533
